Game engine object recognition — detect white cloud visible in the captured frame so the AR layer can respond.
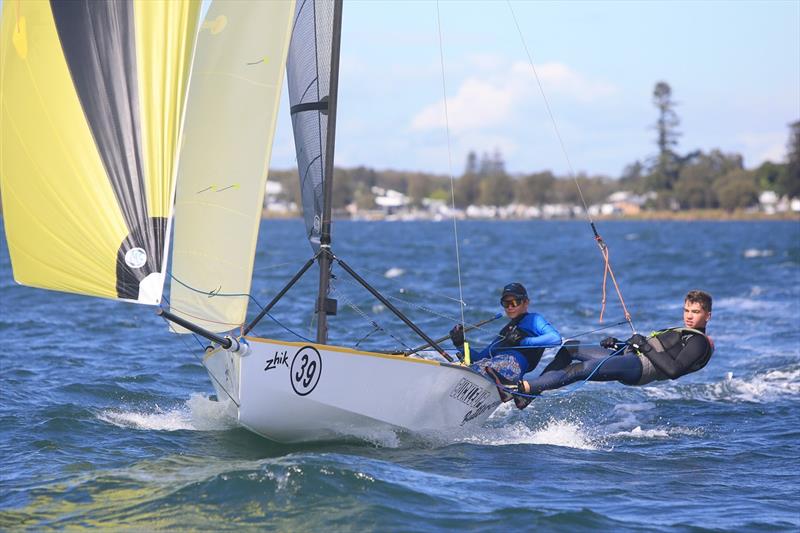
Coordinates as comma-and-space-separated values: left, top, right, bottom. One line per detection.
410, 77, 516, 132
410, 57, 617, 134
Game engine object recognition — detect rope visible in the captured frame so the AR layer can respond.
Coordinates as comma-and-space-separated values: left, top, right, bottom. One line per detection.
332, 261, 465, 308
435, 0, 467, 334
329, 281, 414, 352
506, 1, 635, 333
167, 272, 312, 341
594, 231, 635, 331
333, 275, 467, 325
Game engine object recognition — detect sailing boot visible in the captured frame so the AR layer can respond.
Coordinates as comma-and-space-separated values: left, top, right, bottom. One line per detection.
484, 367, 516, 403
513, 380, 536, 410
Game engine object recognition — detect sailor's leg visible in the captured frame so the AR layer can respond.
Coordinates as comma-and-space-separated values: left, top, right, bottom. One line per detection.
539, 340, 579, 374
586, 353, 643, 385
471, 352, 526, 383
572, 346, 613, 362
525, 363, 590, 395
472, 352, 526, 402
524, 352, 639, 394
539, 342, 609, 375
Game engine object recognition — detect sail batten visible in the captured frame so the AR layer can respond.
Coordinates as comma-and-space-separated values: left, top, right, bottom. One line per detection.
168, 0, 296, 333
0, 0, 200, 304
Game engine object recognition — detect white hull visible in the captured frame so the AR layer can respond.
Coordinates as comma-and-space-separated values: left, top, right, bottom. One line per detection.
203, 337, 502, 443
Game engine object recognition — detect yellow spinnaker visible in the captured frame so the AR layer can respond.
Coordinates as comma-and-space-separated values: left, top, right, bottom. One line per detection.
0, 0, 200, 304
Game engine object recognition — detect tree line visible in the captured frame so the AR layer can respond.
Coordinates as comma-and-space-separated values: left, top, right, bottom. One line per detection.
270, 81, 800, 212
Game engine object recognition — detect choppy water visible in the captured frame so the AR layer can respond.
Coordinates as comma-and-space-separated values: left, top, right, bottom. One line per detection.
1, 219, 799, 531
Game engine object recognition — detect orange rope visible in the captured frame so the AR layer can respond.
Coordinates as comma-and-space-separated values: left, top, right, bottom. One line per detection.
595, 235, 633, 327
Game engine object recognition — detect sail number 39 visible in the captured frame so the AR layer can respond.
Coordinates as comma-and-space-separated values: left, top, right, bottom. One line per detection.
290, 346, 322, 396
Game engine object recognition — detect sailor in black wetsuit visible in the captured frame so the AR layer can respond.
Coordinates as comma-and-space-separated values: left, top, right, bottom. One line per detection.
514, 290, 714, 407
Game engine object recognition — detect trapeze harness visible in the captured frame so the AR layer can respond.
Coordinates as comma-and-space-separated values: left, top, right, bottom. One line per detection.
493, 315, 546, 372
635, 327, 715, 385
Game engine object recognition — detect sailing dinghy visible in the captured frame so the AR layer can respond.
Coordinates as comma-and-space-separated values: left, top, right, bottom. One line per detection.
1, 0, 502, 443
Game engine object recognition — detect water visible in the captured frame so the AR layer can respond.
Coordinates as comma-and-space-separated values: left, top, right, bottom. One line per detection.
1, 219, 798, 531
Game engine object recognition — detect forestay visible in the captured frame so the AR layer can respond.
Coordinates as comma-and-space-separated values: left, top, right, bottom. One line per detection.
169, 0, 295, 333
286, 0, 335, 252
0, 0, 200, 304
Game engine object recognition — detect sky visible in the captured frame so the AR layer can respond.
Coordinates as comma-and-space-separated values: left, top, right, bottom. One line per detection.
267, 0, 800, 178
3, 0, 796, 178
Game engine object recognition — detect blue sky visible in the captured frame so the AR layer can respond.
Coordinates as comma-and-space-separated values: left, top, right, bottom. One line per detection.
267, 0, 799, 177
4, 0, 796, 177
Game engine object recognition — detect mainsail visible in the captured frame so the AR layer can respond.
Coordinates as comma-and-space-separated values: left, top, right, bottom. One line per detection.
0, 0, 200, 304
168, 0, 296, 333
286, 0, 336, 251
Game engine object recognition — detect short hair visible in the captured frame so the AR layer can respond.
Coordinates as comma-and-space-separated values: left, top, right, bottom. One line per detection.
685, 290, 712, 312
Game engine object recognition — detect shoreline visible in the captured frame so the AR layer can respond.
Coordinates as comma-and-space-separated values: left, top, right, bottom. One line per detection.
261, 209, 800, 222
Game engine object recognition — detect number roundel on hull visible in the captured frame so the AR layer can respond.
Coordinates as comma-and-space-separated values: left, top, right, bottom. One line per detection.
290, 346, 322, 396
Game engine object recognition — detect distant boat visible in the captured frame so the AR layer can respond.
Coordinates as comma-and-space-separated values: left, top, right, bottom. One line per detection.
1, 0, 501, 443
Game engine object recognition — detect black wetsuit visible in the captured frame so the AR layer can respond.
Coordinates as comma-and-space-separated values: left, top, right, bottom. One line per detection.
639, 327, 713, 379
525, 327, 713, 395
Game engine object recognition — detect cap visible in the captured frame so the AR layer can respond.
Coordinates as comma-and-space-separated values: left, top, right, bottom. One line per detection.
501, 282, 528, 300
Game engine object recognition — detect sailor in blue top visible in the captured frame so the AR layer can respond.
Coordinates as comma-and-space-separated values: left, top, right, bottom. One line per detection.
449, 282, 561, 405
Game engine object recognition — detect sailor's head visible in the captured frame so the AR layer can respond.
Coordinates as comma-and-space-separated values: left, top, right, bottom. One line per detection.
501, 282, 529, 317
684, 289, 712, 329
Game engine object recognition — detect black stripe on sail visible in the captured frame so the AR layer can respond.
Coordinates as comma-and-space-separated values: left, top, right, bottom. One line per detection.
50, 1, 164, 300
290, 97, 329, 115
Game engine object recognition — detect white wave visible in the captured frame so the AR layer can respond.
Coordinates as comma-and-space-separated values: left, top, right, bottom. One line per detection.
624, 233, 639, 240
610, 425, 703, 439
334, 425, 402, 448
614, 401, 656, 414
645, 368, 800, 403
640, 386, 683, 401
98, 394, 237, 432
749, 286, 764, 297
615, 426, 669, 438
716, 296, 782, 312
453, 420, 597, 450
605, 401, 656, 432
743, 248, 774, 258
384, 267, 405, 279
707, 368, 800, 402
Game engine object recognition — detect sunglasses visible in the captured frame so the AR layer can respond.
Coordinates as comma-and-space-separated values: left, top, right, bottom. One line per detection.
501, 298, 522, 308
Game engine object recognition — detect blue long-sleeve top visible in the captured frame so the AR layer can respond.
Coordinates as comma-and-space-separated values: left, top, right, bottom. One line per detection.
464, 312, 562, 374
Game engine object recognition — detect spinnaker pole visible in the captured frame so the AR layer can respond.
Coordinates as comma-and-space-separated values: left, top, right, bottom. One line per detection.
315, 0, 343, 344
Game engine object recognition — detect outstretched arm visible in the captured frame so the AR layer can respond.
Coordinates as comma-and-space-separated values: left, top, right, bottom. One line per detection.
645, 334, 710, 379
518, 314, 561, 348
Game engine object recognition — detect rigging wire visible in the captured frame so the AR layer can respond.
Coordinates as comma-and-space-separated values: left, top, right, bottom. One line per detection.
167, 272, 312, 342
334, 272, 631, 348
333, 275, 466, 325
332, 261, 465, 307
330, 281, 415, 352
435, 0, 467, 333
506, 0, 635, 333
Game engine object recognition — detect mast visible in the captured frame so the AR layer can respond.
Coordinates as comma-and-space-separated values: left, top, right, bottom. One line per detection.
316, 0, 343, 344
